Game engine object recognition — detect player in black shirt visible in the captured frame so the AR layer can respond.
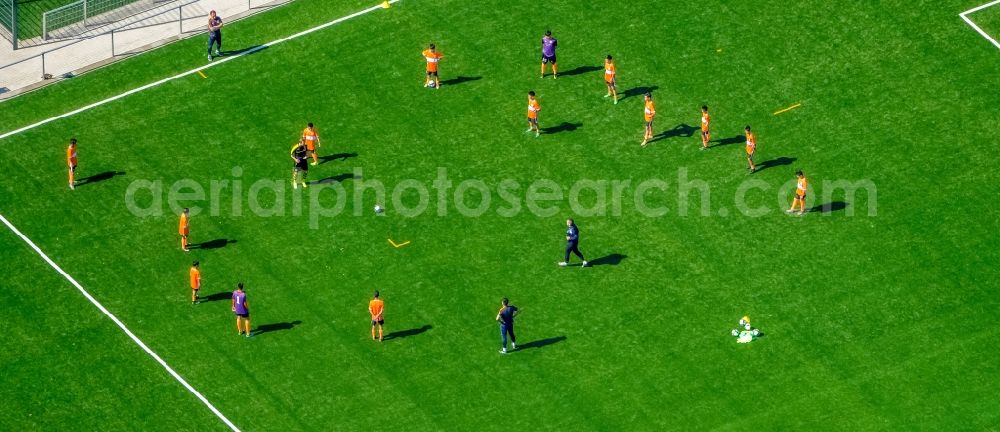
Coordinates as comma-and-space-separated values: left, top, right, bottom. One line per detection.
496, 297, 519, 354
290, 140, 309, 189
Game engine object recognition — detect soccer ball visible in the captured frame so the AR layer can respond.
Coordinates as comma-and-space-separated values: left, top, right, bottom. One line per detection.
427, 81, 436, 88
731, 329, 739, 337
752, 329, 760, 336
744, 324, 752, 330
374, 205, 384, 214
738, 319, 747, 327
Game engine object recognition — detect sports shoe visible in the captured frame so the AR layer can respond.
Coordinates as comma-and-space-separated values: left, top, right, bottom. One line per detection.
604, 94, 611, 98
558, 261, 568, 267
535, 132, 540, 138
553, 74, 557, 79
246, 332, 252, 338
311, 162, 317, 166
69, 183, 75, 190
302, 182, 308, 188
526, 128, 533, 133
797, 211, 805, 216
215, 50, 222, 56
614, 98, 618, 105
207, 55, 212, 61
511, 342, 516, 350
581, 261, 588, 267
785, 209, 795, 214
183, 248, 190, 252
499, 348, 507, 354
292, 181, 298, 189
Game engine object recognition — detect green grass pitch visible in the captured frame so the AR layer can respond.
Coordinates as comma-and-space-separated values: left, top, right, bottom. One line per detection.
1, 0, 999, 430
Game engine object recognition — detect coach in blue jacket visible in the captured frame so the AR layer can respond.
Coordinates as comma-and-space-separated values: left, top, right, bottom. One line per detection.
559, 218, 588, 267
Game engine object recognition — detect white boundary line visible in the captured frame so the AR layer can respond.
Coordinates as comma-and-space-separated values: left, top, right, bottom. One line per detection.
0, 213, 241, 431
0, 0, 400, 141
960, 0, 1000, 50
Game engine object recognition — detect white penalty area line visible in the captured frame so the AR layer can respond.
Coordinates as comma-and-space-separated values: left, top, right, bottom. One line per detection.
960, 0, 1000, 50
0, 213, 242, 432
0, 0, 402, 141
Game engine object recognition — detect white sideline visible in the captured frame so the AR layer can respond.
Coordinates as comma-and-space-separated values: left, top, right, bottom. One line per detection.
960, 0, 1000, 50
0, 213, 241, 431
0, 0, 401, 141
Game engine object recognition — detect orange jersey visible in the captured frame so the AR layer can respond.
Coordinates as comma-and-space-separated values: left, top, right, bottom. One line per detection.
67, 145, 77, 166
179, 213, 189, 235
604, 60, 616, 82
745, 132, 756, 154
701, 112, 710, 132
422, 49, 443, 72
528, 98, 540, 119
302, 127, 319, 151
796, 177, 808, 197
189, 267, 201, 289
644, 100, 656, 122
368, 299, 384, 319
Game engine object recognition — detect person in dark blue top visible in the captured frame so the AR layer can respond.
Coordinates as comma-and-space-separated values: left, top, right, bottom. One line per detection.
207, 10, 223, 61
559, 218, 588, 268
496, 297, 519, 354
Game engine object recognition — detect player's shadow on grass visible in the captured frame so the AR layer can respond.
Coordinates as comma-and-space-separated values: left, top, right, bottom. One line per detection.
219, 45, 268, 56
541, 122, 582, 135
558, 65, 602, 77
808, 201, 848, 214
588, 253, 626, 266
755, 156, 796, 173
255, 320, 302, 335
518, 335, 566, 350
620, 85, 659, 101
319, 152, 358, 165
77, 171, 125, 186
311, 173, 357, 185
439, 76, 482, 86
646, 124, 697, 145
383, 324, 432, 341
190, 239, 236, 250
201, 292, 232, 302
710, 135, 744, 148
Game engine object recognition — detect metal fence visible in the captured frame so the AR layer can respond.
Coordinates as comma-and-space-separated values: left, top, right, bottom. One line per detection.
0, 0, 289, 99
43, 0, 163, 41
0, 0, 15, 49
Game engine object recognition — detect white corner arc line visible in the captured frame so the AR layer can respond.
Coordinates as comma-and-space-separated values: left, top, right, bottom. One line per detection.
0, 213, 242, 432
960, 0, 1000, 50
0, 0, 401, 141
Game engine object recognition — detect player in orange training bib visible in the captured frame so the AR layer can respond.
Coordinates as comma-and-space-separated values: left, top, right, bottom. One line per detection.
369, 290, 385, 341
641, 92, 656, 147
422, 43, 443, 89
302, 122, 321, 166
526, 91, 541, 137
604, 55, 618, 104
66, 138, 78, 190
189, 261, 201, 304
745, 125, 757, 173
700, 106, 711, 150
787, 170, 808, 215
179, 208, 190, 252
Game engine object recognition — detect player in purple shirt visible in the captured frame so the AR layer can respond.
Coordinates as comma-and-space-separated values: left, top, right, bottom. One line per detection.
232, 282, 251, 337
541, 30, 558, 79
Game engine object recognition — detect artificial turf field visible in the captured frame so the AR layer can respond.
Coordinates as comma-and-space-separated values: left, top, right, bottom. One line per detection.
2, 0, 1000, 430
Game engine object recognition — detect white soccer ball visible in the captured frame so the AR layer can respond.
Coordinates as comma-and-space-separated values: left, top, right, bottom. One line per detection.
752, 329, 760, 336
739, 319, 747, 327
744, 324, 752, 330
374, 205, 383, 214
427, 81, 436, 88
731, 329, 739, 337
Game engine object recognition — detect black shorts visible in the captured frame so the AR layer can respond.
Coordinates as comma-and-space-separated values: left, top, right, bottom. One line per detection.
528, 117, 538, 123
236, 312, 250, 318
294, 160, 309, 171
69, 165, 76, 172
371, 319, 384, 325
542, 55, 556, 64
426, 71, 438, 76
645, 120, 654, 128
796, 194, 806, 200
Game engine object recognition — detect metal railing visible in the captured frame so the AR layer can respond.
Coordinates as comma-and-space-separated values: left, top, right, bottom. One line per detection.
43, 0, 154, 41
0, 0, 287, 99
